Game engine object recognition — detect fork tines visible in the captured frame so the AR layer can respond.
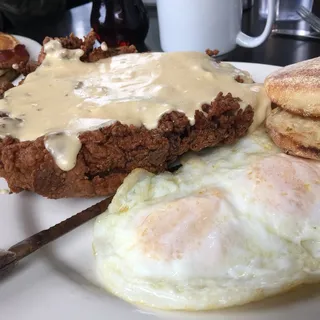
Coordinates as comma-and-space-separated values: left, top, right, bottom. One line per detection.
297, 5, 320, 33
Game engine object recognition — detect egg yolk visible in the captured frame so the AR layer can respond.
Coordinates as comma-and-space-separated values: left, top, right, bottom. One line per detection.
137, 192, 222, 261
248, 154, 320, 215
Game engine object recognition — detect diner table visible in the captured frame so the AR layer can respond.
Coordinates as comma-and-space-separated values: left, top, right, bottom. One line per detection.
3, 1, 320, 66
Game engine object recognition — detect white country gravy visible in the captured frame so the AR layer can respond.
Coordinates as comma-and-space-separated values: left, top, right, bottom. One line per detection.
0, 40, 271, 171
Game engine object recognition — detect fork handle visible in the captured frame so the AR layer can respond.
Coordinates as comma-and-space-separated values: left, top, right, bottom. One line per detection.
9, 197, 112, 261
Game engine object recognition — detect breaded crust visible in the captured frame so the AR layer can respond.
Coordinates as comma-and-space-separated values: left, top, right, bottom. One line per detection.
264, 57, 320, 117
266, 107, 320, 160
0, 32, 255, 199
0, 97, 254, 198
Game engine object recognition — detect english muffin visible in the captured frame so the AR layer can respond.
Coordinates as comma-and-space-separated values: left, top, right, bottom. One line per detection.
266, 107, 320, 160
264, 57, 320, 117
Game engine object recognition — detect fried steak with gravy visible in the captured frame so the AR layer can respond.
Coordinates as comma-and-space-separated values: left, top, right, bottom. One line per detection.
0, 32, 262, 198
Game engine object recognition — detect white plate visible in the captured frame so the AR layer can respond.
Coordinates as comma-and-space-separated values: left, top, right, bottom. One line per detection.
2, 62, 320, 320
12, 35, 42, 85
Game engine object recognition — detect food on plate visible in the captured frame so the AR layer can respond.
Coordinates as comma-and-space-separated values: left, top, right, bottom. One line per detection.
265, 56, 320, 117
0, 33, 19, 50
266, 108, 320, 160
0, 33, 30, 86
265, 57, 320, 160
0, 31, 270, 199
93, 128, 320, 310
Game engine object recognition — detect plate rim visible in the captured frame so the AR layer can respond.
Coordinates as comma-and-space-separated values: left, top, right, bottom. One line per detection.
3, 60, 316, 320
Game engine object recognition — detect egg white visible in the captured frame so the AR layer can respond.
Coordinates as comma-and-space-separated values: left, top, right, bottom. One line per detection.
93, 128, 320, 310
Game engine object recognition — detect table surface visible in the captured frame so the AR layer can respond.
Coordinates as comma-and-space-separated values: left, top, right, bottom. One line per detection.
5, 2, 320, 67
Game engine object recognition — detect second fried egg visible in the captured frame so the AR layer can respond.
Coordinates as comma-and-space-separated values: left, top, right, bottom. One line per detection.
93, 128, 320, 311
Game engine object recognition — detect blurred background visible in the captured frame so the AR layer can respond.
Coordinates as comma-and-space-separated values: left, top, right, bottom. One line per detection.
0, 0, 318, 65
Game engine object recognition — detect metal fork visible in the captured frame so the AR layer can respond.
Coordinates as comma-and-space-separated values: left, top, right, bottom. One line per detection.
297, 5, 320, 33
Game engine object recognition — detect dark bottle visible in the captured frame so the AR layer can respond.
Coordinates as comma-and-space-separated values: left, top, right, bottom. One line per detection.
90, 0, 149, 52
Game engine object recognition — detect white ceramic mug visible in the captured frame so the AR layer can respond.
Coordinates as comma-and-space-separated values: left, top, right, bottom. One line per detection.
157, 0, 276, 55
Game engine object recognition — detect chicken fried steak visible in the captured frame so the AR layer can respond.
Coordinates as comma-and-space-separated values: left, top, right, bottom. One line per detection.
0, 32, 269, 198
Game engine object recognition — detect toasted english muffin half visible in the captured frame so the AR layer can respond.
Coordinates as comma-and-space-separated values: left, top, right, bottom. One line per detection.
266, 107, 320, 160
264, 57, 320, 117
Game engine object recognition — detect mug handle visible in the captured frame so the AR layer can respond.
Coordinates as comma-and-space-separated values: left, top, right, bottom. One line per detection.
236, 0, 276, 48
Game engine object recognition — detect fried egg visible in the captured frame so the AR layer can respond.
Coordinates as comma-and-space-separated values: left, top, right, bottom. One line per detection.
93, 127, 320, 311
